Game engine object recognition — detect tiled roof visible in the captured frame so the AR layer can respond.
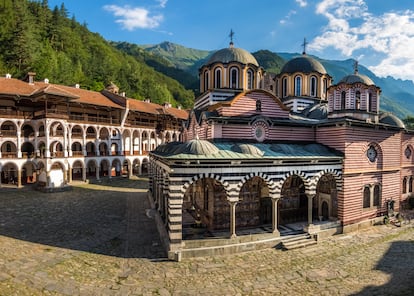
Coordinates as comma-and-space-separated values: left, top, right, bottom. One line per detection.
0, 77, 190, 118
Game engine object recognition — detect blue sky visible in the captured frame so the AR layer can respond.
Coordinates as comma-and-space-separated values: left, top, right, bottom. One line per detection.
48, 0, 414, 82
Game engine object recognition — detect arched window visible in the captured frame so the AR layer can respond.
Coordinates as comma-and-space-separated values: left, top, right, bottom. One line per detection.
282, 77, 288, 98
310, 76, 317, 97
256, 100, 262, 112
410, 176, 413, 193
341, 91, 346, 109
373, 185, 380, 207
247, 69, 254, 89
230, 67, 239, 89
363, 186, 370, 208
355, 90, 361, 109
294, 76, 302, 96
368, 92, 374, 112
214, 68, 221, 89
403, 177, 407, 193
323, 78, 327, 95
204, 70, 209, 92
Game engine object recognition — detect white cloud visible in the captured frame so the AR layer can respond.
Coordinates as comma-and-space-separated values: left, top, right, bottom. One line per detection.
157, 0, 168, 8
280, 10, 297, 25
295, 0, 308, 7
103, 5, 163, 30
309, 0, 414, 81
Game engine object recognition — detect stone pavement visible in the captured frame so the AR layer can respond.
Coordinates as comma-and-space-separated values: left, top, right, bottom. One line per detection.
0, 178, 413, 295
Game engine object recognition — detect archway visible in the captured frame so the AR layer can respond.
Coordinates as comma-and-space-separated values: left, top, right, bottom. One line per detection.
86, 142, 96, 156
1, 162, 18, 185
100, 159, 110, 177
21, 161, 36, 184
316, 174, 338, 220
132, 159, 141, 175
86, 160, 98, 178
21, 124, 35, 138
182, 178, 228, 239
72, 160, 83, 180
49, 162, 65, 188
0, 121, 17, 137
99, 142, 108, 156
237, 176, 271, 229
122, 160, 129, 177
1, 141, 17, 158
71, 142, 83, 157
141, 158, 149, 175
111, 159, 121, 177
279, 175, 307, 224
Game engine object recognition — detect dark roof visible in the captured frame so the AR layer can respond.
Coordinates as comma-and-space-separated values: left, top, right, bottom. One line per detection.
302, 103, 328, 120
379, 113, 405, 128
280, 54, 327, 74
339, 73, 375, 85
152, 140, 343, 159
207, 47, 259, 66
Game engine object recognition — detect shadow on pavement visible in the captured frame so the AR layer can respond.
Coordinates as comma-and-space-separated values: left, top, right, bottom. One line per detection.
352, 240, 414, 295
0, 178, 166, 259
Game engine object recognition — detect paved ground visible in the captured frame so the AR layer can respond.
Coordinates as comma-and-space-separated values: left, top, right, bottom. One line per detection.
0, 178, 413, 295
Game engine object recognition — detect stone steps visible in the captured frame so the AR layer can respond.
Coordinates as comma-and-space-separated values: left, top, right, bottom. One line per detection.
281, 233, 317, 250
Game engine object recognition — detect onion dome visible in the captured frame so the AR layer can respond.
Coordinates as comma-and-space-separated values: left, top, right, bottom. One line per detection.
379, 113, 405, 128
339, 73, 375, 86
231, 143, 264, 156
280, 54, 327, 74
207, 47, 259, 66
175, 139, 219, 155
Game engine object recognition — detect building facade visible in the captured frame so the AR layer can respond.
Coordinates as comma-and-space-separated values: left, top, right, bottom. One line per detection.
0, 73, 188, 189
149, 43, 414, 260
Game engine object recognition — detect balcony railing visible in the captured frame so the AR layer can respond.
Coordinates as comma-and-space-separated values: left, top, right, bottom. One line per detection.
0, 130, 17, 137
1, 152, 17, 158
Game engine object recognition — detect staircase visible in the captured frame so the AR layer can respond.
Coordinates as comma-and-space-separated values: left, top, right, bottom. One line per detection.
281, 233, 317, 250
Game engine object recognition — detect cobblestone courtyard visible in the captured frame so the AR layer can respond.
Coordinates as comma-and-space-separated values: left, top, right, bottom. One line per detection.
0, 178, 413, 295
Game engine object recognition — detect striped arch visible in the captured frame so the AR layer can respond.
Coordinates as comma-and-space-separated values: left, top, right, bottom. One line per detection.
312, 169, 343, 191
180, 173, 230, 196
276, 170, 311, 195
236, 172, 277, 197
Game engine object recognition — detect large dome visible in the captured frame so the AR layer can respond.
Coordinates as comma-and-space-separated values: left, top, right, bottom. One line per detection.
339, 73, 375, 86
281, 55, 327, 74
207, 47, 259, 66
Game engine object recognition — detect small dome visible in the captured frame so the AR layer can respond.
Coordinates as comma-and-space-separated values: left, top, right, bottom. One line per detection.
339, 73, 374, 86
231, 143, 264, 156
302, 103, 328, 120
379, 113, 405, 128
280, 55, 327, 74
153, 141, 182, 154
207, 47, 259, 66
175, 139, 219, 155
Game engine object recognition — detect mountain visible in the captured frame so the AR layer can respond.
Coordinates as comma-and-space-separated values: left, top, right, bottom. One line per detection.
141, 43, 414, 118
0, 0, 194, 108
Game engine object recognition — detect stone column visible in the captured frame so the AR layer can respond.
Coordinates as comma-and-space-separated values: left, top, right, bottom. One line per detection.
82, 166, 87, 182
96, 166, 100, 180
308, 194, 315, 226
229, 201, 238, 239
271, 198, 280, 236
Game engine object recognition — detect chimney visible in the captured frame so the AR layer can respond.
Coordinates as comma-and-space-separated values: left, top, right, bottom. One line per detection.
44, 78, 49, 84
163, 102, 172, 108
178, 105, 182, 110
144, 98, 151, 103
27, 72, 36, 84
121, 92, 126, 97
5, 73, 11, 79
75, 84, 80, 89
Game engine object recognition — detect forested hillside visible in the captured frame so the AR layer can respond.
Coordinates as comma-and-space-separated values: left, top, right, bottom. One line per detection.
0, 0, 194, 108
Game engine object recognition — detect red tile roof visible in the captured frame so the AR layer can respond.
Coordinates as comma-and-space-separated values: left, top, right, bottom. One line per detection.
0, 76, 189, 119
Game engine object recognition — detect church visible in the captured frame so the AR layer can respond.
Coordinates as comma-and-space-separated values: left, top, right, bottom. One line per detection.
149, 38, 413, 260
